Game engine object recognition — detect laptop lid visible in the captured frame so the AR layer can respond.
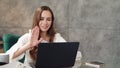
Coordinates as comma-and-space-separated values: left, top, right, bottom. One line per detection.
35, 42, 79, 68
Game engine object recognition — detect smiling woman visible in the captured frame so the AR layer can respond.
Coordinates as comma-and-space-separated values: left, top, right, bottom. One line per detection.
5, 6, 67, 68
5, 6, 82, 68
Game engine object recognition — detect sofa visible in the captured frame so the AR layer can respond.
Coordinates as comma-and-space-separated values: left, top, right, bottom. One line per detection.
2, 34, 25, 63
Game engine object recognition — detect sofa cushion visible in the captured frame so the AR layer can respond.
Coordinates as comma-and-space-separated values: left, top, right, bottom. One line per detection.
2, 34, 20, 52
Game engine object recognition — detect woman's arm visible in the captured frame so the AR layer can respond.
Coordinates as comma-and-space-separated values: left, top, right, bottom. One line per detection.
12, 26, 43, 59
5, 33, 30, 62
12, 42, 30, 59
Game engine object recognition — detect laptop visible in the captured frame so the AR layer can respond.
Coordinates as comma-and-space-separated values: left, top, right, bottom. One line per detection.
35, 42, 79, 68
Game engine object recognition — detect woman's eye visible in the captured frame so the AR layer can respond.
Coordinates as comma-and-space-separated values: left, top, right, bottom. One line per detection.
47, 18, 52, 21
40, 18, 44, 20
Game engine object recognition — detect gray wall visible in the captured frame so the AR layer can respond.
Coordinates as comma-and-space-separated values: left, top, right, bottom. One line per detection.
0, 0, 120, 68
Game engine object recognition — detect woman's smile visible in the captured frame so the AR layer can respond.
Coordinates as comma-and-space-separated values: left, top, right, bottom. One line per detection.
41, 25, 49, 29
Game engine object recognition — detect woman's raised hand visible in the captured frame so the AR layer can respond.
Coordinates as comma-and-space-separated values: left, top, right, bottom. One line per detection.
29, 26, 43, 48
12, 26, 43, 58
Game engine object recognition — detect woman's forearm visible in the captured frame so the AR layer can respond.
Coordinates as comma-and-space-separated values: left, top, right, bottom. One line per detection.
12, 42, 31, 59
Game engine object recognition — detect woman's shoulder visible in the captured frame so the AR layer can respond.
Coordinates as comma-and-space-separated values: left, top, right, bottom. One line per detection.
54, 33, 66, 42
19, 29, 31, 39
54, 33, 63, 38
55, 33, 61, 36
19, 33, 30, 40
17, 32, 31, 44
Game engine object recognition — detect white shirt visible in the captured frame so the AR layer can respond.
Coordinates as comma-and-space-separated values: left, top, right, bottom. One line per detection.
6, 32, 82, 68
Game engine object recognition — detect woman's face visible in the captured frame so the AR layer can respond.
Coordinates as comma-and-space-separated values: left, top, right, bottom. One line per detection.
39, 10, 52, 32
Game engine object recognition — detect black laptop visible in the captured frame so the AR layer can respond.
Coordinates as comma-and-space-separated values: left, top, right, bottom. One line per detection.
35, 42, 79, 68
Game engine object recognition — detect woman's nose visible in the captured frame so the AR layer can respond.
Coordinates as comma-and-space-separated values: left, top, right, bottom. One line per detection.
43, 19, 47, 23
43, 19, 48, 24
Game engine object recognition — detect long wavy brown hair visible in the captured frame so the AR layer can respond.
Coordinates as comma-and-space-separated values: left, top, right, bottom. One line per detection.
29, 6, 56, 61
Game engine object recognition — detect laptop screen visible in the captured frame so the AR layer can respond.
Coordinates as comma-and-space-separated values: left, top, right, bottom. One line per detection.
35, 42, 79, 68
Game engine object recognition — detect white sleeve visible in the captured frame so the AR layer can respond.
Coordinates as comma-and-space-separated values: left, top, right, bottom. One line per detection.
76, 51, 82, 61
54, 33, 66, 42
5, 33, 30, 63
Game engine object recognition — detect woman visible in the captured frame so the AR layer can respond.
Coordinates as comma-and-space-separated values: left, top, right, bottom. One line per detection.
6, 6, 82, 68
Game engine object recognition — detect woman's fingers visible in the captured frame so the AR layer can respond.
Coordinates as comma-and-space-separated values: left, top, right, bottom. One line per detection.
32, 26, 39, 40
30, 26, 41, 47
